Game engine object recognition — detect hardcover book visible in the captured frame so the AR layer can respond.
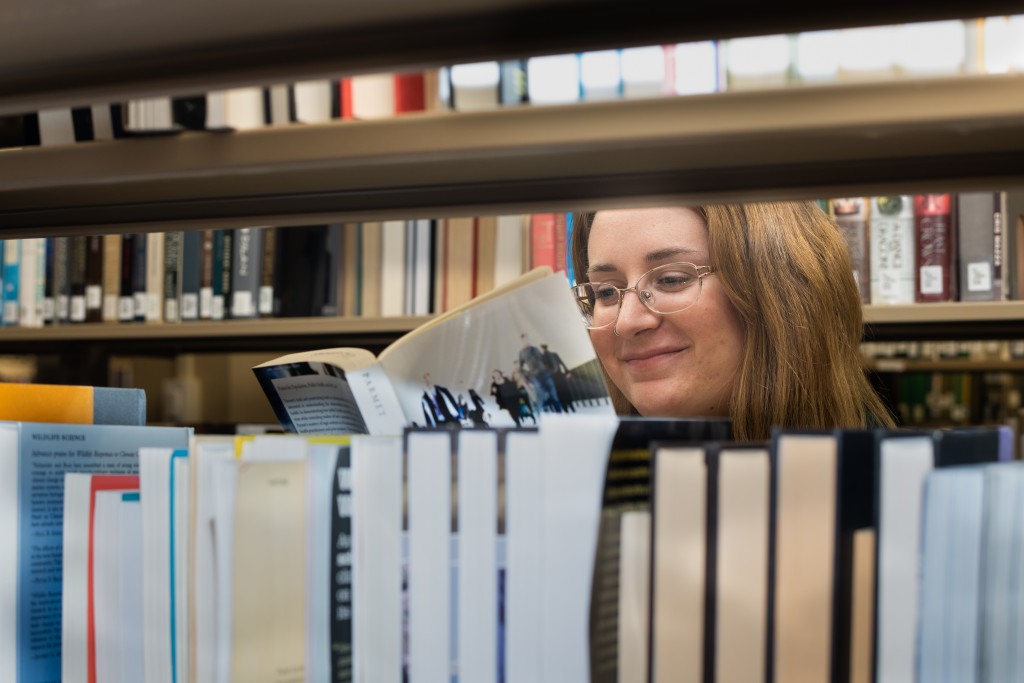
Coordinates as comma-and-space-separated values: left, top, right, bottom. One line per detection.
869, 195, 916, 305
913, 194, 957, 302
254, 268, 612, 436
0, 421, 191, 683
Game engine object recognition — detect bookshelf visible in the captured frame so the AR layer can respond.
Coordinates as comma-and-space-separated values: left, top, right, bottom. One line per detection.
2, 5, 1024, 376
5, 74, 1024, 233
4, 0, 1022, 113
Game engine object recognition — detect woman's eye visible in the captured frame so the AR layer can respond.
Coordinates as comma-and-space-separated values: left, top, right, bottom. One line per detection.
593, 285, 619, 303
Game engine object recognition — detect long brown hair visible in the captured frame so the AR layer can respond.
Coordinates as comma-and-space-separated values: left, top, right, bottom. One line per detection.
571, 201, 895, 441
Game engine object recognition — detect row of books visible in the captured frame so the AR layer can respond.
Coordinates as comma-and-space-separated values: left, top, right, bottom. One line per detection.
821, 191, 1024, 304
597, 419, 1012, 683
5, 15, 1023, 149
5, 411, 1015, 683
0, 213, 566, 327
3, 412, 623, 683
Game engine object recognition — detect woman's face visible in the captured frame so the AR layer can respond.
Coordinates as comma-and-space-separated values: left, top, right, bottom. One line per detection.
586, 207, 745, 418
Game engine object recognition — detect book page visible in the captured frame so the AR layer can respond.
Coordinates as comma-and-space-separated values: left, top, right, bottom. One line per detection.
360, 270, 612, 432
252, 348, 377, 434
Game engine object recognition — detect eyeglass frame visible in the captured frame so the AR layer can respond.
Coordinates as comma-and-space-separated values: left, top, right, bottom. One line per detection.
571, 261, 715, 330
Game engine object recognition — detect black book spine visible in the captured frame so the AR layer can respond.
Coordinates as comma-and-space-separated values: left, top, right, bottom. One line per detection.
330, 445, 354, 682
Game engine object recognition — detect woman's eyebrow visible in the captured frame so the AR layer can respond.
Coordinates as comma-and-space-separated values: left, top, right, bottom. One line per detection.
644, 247, 702, 263
588, 247, 704, 275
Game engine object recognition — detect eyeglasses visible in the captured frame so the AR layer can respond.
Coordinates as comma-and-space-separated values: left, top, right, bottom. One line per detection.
571, 262, 714, 329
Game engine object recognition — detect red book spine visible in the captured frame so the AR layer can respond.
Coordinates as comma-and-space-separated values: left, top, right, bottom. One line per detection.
553, 212, 567, 273
394, 72, 426, 113
530, 213, 557, 271
914, 193, 956, 302
340, 78, 354, 120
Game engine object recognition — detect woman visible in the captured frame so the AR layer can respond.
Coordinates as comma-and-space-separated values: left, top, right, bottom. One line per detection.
570, 202, 895, 441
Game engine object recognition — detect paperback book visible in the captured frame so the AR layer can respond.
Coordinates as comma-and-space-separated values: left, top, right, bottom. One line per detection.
254, 267, 612, 436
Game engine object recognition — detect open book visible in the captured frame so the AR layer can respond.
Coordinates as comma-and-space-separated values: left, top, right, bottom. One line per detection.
253, 267, 614, 435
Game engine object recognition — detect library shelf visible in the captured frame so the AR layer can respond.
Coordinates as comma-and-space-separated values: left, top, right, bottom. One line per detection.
0, 316, 430, 355
3, 73, 1024, 233
1, 0, 1019, 114
864, 302, 1024, 342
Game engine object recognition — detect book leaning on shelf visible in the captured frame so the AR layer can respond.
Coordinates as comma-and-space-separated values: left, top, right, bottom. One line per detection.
253, 267, 614, 436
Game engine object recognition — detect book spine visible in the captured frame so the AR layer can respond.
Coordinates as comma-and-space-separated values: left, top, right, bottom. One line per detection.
53, 236, 71, 324
163, 232, 183, 323
144, 232, 164, 323
132, 232, 148, 322
529, 213, 558, 271
119, 234, 136, 322
42, 237, 55, 325
2, 239, 20, 325
321, 224, 343, 317
914, 194, 956, 303
199, 229, 215, 319
958, 192, 1004, 301
18, 238, 45, 328
330, 446, 354, 682
394, 72, 426, 113
869, 195, 916, 305
230, 227, 261, 319
69, 235, 88, 323
831, 198, 872, 303
259, 226, 277, 317
85, 235, 104, 323
179, 231, 202, 321
101, 235, 121, 323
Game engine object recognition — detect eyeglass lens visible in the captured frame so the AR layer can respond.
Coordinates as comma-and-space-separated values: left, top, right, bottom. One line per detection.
573, 262, 704, 328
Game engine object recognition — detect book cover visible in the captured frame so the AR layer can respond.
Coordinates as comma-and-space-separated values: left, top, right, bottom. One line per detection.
833, 197, 872, 300
913, 194, 957, 302
869, 195, 915, 305
0, 421, 191, 683
253, 268, 614, 436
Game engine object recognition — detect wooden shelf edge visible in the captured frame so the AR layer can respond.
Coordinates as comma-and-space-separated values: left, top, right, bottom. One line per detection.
0, 316, 431, 343
5, 75, 1024, 232
864, 301, 1024, 325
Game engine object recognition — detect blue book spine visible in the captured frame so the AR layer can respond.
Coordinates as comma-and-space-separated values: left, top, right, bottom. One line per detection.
3, 239, 20, 326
